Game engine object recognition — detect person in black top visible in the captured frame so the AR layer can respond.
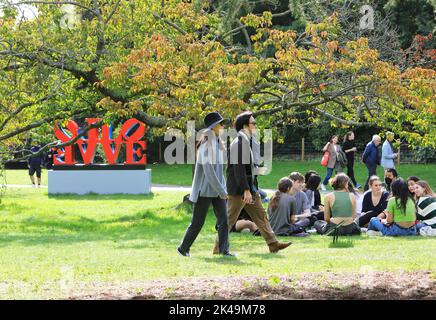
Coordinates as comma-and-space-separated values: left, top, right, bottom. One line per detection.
303, 174, 324, 221
28, 142, 43, 187
384, 168, 398, 193
355, 176, 389, 227
342, 131, 360, 189
44, 147, 57, 169
223, 111, 291, 253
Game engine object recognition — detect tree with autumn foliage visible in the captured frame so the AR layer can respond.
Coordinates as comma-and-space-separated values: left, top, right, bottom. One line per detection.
0, 0, 434, 164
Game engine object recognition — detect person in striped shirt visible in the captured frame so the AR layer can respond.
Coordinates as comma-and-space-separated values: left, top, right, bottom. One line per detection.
415, 181, 436, 236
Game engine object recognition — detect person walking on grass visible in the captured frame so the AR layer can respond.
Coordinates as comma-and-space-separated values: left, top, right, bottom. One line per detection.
321, 135, 345, 191
342, 131, 360, 189
177, 112, 232, 257
367, 178, 417, 237
362, 135, 382, 192
28, 142, 43, 188
223, 111, 292, 253
381, 131, 398, 171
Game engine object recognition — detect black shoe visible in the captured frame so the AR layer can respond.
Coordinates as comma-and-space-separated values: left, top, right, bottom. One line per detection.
222, 252, 236, 257
177, 247, 190, 257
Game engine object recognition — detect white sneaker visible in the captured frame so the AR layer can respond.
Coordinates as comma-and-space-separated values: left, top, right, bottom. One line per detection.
367, 230, 382, 237
307, 228, 317, 234
32, 184, 36, 188
321, 184, 327, 191
360, 228, 368, 233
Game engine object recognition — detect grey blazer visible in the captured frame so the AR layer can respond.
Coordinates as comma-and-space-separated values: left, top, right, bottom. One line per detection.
189, 133, 227, 203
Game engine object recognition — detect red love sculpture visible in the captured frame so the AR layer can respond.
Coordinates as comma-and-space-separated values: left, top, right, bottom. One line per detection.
53, 118, 147, 165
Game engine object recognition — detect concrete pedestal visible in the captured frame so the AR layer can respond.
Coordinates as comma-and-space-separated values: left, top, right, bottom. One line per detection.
48, 167, 151, 195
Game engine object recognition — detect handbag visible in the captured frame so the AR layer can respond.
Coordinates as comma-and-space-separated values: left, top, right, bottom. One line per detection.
321, 151, 329, 166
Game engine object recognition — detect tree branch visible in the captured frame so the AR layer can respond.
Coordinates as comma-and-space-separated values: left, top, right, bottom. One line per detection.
6, 119, 105, 162
152, 11, 187, 35
0, 94, 54, 132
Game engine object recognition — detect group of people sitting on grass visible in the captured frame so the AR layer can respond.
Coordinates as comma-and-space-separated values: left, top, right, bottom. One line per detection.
265, 171, 435, 238
177, 111, 435, 257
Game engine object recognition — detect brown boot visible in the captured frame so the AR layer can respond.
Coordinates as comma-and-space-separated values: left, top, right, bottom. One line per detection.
212, 242, 219, 255
268, 241, 292, 253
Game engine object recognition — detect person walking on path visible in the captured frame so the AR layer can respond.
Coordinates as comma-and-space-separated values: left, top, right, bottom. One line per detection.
342, 132, 360, 189
28, 142, 43, 188
178, 112, 232, 257
362, 135, 382, 192
223, 111, 292, 253
321, 135, 345, 191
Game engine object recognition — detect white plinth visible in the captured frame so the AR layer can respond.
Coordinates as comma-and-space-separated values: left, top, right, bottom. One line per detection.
48, 169, 152, 195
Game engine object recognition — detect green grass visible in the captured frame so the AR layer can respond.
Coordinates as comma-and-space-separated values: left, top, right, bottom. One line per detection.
3, 160, 436, 189
0, 188, 435, 299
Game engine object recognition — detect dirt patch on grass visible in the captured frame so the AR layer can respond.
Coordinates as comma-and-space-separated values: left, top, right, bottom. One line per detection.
70, 271, 436, 300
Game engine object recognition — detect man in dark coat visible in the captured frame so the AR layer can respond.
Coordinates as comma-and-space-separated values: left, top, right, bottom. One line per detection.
362, 135, 382, 191
223, 111, 292, 253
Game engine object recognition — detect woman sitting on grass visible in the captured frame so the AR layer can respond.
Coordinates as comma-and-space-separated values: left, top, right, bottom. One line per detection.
414, 181, 436, 236
303, 174, 324, 221
268, 177, 309, 237
355, 176, 389, 227
314, 173, 361, 236
407, 176, 420, 201
367, 178, 417, 236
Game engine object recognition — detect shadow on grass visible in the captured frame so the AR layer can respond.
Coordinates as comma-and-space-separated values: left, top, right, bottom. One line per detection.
201, 256, 248, 265
246, 253, 288, 259
47, 193, 156, 201
0, 209, 191, 247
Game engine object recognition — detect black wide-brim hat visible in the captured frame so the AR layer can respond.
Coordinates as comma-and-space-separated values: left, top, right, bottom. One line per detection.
204, 112, 230, 129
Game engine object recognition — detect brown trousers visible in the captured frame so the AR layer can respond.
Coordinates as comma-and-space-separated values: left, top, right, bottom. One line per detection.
228, 193, 277, 245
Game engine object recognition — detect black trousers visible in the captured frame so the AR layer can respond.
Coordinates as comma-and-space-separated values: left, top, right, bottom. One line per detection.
356, 211, 380, 227
179, 196, 229, 254
346, 158, 358, 186
364, 164, 377, 191
314, 220, 361, 236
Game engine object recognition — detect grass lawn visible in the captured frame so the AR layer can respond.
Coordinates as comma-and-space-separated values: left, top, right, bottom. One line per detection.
3, 160, 436, 190
0, 188, 435, 299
